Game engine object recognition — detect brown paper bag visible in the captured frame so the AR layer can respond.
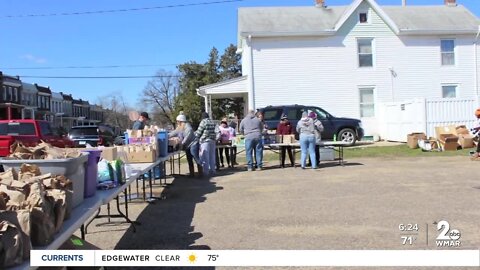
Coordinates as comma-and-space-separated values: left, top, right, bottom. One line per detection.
0, 168, 18, 183
46, 189, 66, 232
0, 184, 27, 207
0, 221, 25, 267
20, 164, 41, 178
0, 210, 31, 261
25, 181, 56, 246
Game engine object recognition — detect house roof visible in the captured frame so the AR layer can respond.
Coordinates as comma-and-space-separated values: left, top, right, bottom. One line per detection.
35, 84, 51, 95
61, 92, 73, 101
21, 82, 38, 94
383, 6, 480, 33
51, 92, 64, 100
238, 3, 480, 38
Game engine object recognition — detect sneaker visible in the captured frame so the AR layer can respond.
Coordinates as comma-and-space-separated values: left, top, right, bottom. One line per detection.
257, 167, 263, 171
247, 168, 253, 172
301, 167, 306, 170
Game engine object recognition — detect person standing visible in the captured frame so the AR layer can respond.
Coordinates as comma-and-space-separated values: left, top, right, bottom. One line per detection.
240, 110, 264, 171
471, 108, 480, 159
217, 118, 235, 168
195, 112, 218, 177
132, 112, 149, 130
276, 114, 295, 167
296, 112, 317, 169
169, 113, 199, 177
308, 111, 324, 167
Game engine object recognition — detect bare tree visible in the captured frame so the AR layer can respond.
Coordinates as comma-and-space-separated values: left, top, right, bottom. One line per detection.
97, 94, 132, 131
140, 70, 179, 126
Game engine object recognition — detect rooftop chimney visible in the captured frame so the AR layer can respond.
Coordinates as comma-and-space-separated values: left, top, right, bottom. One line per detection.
315, 0, 325, 8
445, 0, 457, 6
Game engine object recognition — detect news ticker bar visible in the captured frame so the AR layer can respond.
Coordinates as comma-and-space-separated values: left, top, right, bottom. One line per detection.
31, 250, 480, 267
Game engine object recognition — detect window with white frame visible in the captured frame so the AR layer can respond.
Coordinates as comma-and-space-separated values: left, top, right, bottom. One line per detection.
359, 87, 375, 117
441, 39, 455, 66
442, 85, 457, 98
359, 11, 368, 23
358, 39, 373, 67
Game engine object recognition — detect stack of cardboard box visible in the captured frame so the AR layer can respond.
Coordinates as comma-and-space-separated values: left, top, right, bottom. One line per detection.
435, 125, 475, 151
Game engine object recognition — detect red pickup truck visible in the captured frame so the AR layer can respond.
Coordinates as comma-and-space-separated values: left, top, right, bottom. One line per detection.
0, 119, 74, 157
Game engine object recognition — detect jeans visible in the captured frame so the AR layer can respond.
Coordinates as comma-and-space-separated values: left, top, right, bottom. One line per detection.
190, 142, 201, 165
300, 134, 316, 168
200, 140, 216, 176
245, 137, 263, 169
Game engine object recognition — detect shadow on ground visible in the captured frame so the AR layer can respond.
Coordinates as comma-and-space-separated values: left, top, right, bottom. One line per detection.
111, 174, 222, 270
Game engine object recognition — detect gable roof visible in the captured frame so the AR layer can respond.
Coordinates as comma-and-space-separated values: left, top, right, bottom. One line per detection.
22, 82, 38, 94
238, 0, 480, 38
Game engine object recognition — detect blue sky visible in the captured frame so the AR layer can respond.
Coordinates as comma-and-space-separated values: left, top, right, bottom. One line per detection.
1, 0, 479, 107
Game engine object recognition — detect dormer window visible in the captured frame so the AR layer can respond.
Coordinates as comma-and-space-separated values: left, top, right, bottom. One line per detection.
359, 12, 368, 23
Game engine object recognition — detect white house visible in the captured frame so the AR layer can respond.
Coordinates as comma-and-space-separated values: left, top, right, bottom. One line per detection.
198, 0, 480, 139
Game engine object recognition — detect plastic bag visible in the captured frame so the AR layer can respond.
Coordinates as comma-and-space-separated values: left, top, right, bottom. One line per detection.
97, 159, 114, 183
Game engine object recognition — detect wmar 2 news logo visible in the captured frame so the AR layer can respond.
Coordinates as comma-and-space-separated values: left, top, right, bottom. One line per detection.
434, 220, 461, 248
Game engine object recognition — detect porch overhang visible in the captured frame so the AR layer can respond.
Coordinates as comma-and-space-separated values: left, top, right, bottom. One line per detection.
197, 76, 248, 99
197, 76, 248, 117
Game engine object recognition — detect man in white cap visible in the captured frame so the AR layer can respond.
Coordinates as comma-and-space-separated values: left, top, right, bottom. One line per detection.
169, 113, 200, 177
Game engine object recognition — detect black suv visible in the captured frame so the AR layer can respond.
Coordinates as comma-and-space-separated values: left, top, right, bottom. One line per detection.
68, 125, 115, 147
258, 105, 364, 145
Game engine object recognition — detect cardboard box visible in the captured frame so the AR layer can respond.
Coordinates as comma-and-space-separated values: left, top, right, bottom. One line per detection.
407, 133, 426, 149
458, 134, 475, 149
275, 135, 284, 143
435, 125, 457, 139
100, 147, 117, 161
455, 125, 470, 136
126, 150, 156, 163
283, 134, 296, 144
438, 133, 459, 151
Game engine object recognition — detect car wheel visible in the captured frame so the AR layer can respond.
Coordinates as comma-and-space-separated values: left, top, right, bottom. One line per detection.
338, 128, 356, 145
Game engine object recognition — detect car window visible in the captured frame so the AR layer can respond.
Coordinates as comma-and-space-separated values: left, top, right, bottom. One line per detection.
69, 127, 98, 136
39, 122, 54, 136
287, 107, 303, 120
263, 109, 282, 121
0, 123, 36, 135
305, 107, 329, 120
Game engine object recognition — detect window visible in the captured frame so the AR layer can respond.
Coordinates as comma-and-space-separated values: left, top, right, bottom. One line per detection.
2, 86, 6, 101
359, 12, 368, 23
358, 39, 373, 67
359, 88, 375, 117
0, 123, 36, 135
262, 108, 283, 121
13, 88, 18, 102
442, 85, 457, 98
441, 39, 455, 66
286, 108, 303, 120
7, 87, 12, 100
39, 121, 54, 136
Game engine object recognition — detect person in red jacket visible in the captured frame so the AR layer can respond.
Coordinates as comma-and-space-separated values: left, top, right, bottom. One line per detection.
276, 114, 295, 167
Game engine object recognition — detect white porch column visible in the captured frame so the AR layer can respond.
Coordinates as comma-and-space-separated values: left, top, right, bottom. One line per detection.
246, 35, 255, 110
204, 95, 209, 114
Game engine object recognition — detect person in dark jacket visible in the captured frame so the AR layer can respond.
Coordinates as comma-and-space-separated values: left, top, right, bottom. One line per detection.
132, 112, 149, 130
276, 114, 295, 167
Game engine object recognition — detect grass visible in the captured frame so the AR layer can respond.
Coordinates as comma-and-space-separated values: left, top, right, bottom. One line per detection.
174, 144, 475, 165
344, 144, 473, 158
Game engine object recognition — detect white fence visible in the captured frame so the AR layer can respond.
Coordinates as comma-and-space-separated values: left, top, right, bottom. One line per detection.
379, 97, 479, 142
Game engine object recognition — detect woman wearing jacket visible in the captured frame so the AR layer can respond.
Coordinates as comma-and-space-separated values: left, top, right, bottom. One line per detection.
276, 114, 295, 167
296, 112, 318, 169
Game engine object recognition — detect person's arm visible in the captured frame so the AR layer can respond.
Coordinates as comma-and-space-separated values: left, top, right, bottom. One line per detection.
195, 120, 205, 138
181, 125, 192, 145
169, 129, 179, 138
296, 121, 301, 134
239, 120, 245, 135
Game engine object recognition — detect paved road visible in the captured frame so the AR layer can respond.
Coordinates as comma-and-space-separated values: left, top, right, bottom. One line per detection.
82, 156, 480, 269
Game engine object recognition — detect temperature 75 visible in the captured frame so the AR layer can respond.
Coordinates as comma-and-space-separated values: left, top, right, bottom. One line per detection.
208, 255, 219, 261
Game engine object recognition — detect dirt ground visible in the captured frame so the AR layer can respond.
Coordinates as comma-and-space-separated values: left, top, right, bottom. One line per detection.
78, 155, 480, 270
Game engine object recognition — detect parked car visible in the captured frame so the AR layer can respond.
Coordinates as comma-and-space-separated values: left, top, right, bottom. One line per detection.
257, 105, 364, 145
68, 125, 115, 147
0, 119, 74, 157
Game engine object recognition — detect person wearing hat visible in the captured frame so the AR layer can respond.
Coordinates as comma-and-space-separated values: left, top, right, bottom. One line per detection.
276, 114, 295, 167
169, 113, 200, 177
132, 112, 149, 130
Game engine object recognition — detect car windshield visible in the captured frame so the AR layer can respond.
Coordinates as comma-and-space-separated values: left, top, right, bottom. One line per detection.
0, 123, 36, 136
69, 127, 99, 136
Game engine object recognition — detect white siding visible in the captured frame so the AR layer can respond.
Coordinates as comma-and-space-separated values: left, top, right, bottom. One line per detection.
247, 1, 479, 136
